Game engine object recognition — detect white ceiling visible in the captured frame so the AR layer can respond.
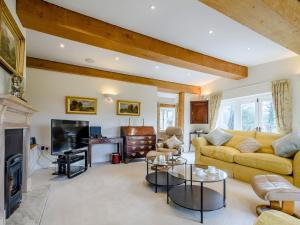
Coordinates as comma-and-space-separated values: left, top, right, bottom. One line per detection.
44, 0, 297, 66
26, 0, 297, 87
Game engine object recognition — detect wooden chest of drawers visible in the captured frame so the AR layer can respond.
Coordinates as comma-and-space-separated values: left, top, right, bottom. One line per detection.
121, 126, 156, 163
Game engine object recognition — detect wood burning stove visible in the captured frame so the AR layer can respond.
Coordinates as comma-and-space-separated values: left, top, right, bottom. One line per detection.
5, 154, 23, 218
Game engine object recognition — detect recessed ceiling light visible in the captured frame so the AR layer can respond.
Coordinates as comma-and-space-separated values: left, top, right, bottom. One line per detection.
247, 47, 251, 51
60, 43, 65, 48
150, 5, 156, 10
114, 56, 120, 61
155, 65, 159, 70
208, 30, 214, 35
85, 58, 95, 64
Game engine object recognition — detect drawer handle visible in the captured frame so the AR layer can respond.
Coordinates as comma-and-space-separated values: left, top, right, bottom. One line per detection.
148, 141, 152, 144
140, 151, 144, 155
148, 146, 152, 149
140, 146, 145, 149
132, 147, 136, 150
131, 153, 136, 157
131, 141, 136, 144
140, 141, 145, 144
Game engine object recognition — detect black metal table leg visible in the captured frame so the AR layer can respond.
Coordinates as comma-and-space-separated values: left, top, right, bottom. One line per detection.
223, 179, 226, 207
146, 160, 149, 175
200, 182, 203, 223
155, 165, 158, 193
167, 172, 169, 204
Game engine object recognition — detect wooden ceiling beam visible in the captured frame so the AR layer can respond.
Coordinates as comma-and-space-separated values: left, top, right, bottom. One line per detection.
200, 0, 300, 54
26, 57, 201, 94
17, 0, 247, 80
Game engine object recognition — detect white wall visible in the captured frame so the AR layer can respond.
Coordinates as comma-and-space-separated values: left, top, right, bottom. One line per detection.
26, 68, 158, 165
201, 56, 300, 131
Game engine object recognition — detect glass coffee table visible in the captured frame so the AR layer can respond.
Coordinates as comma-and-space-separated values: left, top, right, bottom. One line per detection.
167, 164, 227, 223
145, 155, 187, 193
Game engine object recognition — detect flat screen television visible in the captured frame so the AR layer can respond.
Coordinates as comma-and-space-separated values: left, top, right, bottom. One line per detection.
51, 119, 89, 155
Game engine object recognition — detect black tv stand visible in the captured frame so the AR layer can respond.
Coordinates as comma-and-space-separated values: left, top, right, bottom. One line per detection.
53, 149, 88, 178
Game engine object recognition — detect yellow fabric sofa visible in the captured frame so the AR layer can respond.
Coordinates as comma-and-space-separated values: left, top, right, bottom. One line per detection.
192, 130, 300, 187
255, 210, 300, 225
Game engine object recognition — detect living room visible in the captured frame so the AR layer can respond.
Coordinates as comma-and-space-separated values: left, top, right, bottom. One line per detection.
1, 0, 300, 225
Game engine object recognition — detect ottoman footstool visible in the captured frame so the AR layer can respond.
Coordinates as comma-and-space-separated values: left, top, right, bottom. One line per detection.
251, 175, 300, 218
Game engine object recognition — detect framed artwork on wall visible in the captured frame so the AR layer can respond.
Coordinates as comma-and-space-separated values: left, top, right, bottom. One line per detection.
117, 100, 140, 116
66, 96, 97, 115
0, 0, 25, 76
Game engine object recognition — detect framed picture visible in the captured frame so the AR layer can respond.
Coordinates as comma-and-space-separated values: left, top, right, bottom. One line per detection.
117, 100, 141, 116
66, 96, 97, 115
0, 0, 25, 76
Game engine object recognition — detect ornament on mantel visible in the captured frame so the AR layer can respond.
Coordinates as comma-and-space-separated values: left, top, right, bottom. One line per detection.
10, 75, 24, 99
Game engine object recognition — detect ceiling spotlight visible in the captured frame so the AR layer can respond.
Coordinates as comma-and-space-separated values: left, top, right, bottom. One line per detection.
155, 65, 159, 70
85, 58, 95, 64
208, 30, 214, 35
150, 5, 156, 10
247, 47, 251, 51
60, 43, 65, 48
114, 56, 120, 61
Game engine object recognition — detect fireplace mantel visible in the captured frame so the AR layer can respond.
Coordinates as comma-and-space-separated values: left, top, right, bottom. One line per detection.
0, 95, 37, 224
0, 95, 37, 128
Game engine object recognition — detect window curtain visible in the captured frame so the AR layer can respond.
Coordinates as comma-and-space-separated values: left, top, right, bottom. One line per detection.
272, 79, 292, 134
208, 93, 222, 131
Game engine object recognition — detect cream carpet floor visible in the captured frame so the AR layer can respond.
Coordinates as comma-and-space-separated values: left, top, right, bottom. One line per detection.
28, 161, 277, 225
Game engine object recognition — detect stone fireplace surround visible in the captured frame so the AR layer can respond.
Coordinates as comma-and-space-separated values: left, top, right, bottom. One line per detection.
0, 95, 37, 225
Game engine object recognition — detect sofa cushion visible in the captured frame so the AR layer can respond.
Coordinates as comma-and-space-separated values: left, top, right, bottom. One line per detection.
272, 132, 300, 158
201, 146, 240, 163
234, 153, 293, 175
236, 138, 262, 153
205, 129, 233, 146
164, 135, 182, 149
224, 130, 256, 147
255, 132, 283, 154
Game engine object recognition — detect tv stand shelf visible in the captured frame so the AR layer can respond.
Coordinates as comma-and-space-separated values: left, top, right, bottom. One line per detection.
54, 149, 88, 178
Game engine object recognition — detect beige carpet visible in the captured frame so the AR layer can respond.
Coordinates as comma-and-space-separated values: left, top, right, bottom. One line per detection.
27, 162, 279, 225
6, 185, 49, 225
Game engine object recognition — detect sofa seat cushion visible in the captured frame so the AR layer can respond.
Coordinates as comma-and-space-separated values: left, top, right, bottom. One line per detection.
234, 153, 293, 175
201, 146, 240, 163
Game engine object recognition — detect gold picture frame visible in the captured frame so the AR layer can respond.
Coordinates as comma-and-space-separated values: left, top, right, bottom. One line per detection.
0, 0, 25, 76
117, 100, 141, 116
66, 96, 97, 115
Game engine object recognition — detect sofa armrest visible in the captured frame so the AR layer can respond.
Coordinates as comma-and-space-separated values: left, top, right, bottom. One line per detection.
255, 210, 300, 225
192, 137, 208, 148
293, 151, 300, 188
192, 137, 207, 164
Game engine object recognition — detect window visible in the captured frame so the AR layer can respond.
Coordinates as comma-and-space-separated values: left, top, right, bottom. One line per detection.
217, 94, 277, 133
160, 107, 176, 131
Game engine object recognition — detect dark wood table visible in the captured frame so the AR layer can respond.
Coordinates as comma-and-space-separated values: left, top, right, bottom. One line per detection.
88, 137, 123, 167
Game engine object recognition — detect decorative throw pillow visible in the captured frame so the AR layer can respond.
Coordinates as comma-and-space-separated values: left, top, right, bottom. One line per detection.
272, 132, 300, 158
164, 135, 182, 149
205, 129, 233, 146
235, 138, 262, 153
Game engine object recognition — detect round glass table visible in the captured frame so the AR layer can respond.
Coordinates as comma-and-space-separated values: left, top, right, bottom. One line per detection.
145, 155, 187, 193
167, 164, 227, 223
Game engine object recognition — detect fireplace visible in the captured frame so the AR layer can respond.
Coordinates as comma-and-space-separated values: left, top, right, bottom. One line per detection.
0, 95, 37, 225
5, 154, 22, 218
4, 129, 24, 218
